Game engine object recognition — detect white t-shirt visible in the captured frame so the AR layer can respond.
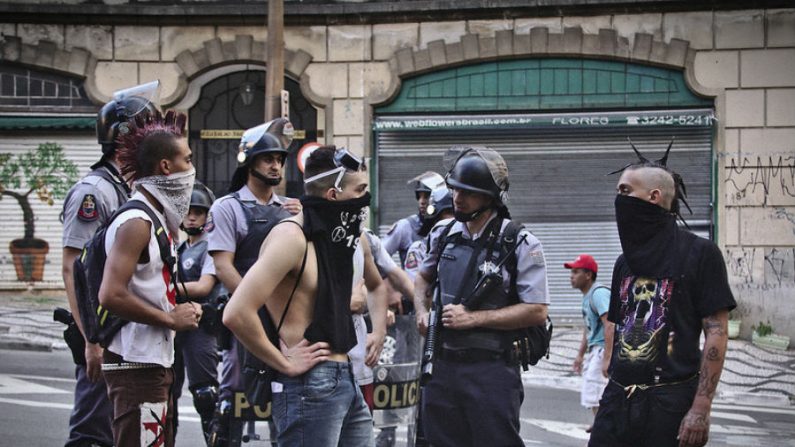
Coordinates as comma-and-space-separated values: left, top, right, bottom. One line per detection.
348, 239, 373, 386
104, 194, 177, 367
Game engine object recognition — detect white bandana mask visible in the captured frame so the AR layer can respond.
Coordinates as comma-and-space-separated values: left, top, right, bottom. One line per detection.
134, 167, 196, 237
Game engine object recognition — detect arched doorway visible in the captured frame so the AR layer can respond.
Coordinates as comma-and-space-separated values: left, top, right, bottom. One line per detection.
188, 70, 317, 199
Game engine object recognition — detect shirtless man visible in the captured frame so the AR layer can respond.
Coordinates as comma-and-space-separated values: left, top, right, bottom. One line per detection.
223, 145, 386, 446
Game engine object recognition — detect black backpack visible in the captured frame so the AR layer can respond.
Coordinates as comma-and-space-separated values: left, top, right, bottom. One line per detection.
74, 200, 177, 347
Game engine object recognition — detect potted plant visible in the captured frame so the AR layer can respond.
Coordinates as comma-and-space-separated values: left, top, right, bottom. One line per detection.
0, 143, 79, 282
751, 321, 791, 351
727, 311, 741, 339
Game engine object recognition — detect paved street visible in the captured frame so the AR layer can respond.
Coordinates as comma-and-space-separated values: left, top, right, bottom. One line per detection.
1, 348, 794, 446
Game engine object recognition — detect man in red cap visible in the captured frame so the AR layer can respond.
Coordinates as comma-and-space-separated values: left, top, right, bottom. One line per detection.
565, 254, 613, 432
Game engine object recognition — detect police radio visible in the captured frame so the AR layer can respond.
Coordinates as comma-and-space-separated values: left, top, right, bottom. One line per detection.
462, 233, 527, 310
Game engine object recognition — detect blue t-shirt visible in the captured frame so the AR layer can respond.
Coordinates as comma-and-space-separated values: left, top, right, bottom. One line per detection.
582, 283, 611, 348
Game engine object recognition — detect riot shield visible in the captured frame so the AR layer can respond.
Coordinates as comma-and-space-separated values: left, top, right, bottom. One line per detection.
372, 314, 424, 446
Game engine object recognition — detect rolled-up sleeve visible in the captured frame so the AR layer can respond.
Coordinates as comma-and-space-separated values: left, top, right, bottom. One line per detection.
513, 230, 550, 305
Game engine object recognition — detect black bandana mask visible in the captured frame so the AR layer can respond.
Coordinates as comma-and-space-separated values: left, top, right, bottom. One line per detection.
300, 192, 372, 352
615, 195, 679, 278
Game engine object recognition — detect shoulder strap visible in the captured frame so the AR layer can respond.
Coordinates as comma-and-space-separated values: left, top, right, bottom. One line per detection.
503, 221, 524, 301
588, 285, 610, 314
432, 220, 458, 279
274, 220, 309, 334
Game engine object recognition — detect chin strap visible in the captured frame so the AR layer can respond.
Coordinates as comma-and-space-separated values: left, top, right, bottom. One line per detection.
250, 168, 282, 186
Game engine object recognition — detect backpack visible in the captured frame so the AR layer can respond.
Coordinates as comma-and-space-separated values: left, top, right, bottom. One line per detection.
436, 219, 553, 368
74, 200, 177, 348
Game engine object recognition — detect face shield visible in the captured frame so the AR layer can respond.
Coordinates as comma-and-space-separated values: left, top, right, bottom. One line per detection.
112, 80, 161, 118
236, 118, 294, 163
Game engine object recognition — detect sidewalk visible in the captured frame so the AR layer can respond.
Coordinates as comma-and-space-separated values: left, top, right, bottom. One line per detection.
2, 292, 794, 407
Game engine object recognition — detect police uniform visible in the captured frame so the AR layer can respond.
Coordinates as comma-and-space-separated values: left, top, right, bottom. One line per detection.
418, 215, 550, 447
207, 184, 292, 428
61, 162, 129, 447
173, 231, 222, 438
383, 213, 423, 266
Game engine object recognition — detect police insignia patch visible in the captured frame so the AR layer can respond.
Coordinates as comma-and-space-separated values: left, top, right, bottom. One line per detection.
405, 251, 417, 269
77, 194, 98, 221
205, 211, 215, 233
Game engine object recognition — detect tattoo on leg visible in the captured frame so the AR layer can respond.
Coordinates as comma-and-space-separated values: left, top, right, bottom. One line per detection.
706, 347, 720, 361
703, 316, 726, 337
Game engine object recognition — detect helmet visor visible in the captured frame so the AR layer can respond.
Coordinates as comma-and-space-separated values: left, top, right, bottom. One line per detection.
112, 80, 161, 117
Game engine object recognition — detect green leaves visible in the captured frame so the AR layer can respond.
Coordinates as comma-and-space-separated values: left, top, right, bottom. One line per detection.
0, 142, 79, 202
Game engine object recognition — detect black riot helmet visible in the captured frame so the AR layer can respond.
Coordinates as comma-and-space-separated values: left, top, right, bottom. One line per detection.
236, 118, 293, 164
190, 181, 215, 211
446, 151, 503, 199
230, 118, 295, 192
410, 171, 445, 200
425, 186, 453, 220
444, 146, 510, 222
181, 181, 215, 235
96, 81, 161, 159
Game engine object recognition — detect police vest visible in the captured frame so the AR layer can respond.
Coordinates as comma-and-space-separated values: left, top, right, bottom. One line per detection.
437, 219, 515, 353
177, 239, 224, 304
231, 192, 292, 276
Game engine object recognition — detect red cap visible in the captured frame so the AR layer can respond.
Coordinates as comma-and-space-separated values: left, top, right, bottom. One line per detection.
564, 254, 598, 274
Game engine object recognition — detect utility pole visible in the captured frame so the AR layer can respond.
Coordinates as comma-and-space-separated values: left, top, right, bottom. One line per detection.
265, 0, 284, 121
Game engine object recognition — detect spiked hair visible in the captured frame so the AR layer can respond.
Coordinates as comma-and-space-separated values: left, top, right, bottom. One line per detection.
610, 137, 692, 225
115, 110, 187, 181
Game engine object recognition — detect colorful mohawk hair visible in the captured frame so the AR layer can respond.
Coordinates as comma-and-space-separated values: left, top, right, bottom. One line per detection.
609, 137, 692, 226
115, 110, 187, 181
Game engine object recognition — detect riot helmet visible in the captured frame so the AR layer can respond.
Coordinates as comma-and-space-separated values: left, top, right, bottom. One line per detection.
230, 118, 295, 192
96, 81, 161, 160
409, 171, 445, 200
190, 181, 215, 211
181, 181, 215, 235
444, 146, 510, 222
425, 186, 453, 220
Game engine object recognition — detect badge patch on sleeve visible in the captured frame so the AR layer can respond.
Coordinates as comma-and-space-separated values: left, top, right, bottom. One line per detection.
405, 251, 418, 269
140, 401, 168, 446
77, 194, 98, 221
205, 211, 215, 233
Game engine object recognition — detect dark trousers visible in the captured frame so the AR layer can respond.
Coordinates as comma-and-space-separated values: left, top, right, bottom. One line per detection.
103, 355, 175, 447
65, 364, 114, 447
422, 358, 524, 447
589, 378, 698, 447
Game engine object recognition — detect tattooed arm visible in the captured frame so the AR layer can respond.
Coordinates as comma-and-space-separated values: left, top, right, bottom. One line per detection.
677, 309, 730, 447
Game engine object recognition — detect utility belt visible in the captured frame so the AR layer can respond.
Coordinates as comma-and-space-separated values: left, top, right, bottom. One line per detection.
609, 374, 699, 399
439, 347, 509, 364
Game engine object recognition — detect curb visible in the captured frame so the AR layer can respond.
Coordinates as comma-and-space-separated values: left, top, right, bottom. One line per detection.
0, 336, 54, 352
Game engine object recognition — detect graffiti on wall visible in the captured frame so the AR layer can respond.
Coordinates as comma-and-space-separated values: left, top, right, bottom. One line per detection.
724, 156, 795, 206
725, 246, 795, 287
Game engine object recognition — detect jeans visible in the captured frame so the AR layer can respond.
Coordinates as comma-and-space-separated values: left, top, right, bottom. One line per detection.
272, 361, 374, 447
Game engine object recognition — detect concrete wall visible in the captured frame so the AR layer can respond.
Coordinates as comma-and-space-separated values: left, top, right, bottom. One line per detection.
1, 8, 794, 339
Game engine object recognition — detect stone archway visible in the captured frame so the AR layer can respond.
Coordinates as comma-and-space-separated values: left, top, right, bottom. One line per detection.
374, 26, 718, 106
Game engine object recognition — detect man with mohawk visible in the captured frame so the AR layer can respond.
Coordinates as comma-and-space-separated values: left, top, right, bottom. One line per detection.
588, 140, 736, 447
98, 110, 204, 447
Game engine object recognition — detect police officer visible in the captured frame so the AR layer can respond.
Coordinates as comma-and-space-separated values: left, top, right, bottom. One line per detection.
172, 181, 222, 442
413, 147, 550, 447
383, 171, 445, 265
404, 185, 454, 281
206, 118, 301, 445
60, 81, 159, 447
